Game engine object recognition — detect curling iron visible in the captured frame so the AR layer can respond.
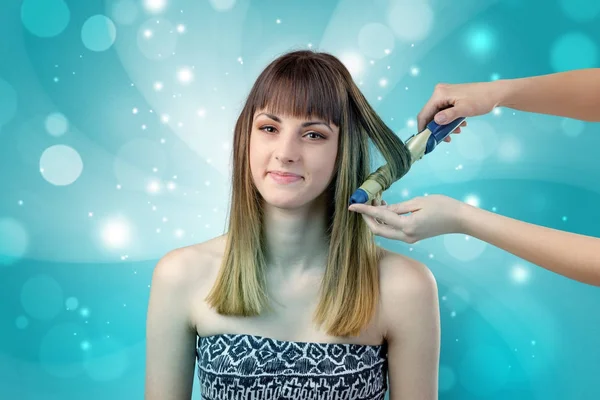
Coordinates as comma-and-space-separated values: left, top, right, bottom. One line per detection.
348, 117, 466, 205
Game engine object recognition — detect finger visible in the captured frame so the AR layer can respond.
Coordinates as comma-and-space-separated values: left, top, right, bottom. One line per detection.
417, 90, 453, 131
385, 199, 422, 215
452, 128, 461, 133
359, 213, 411, 242
434, 99, 473, 124
381, 200, 387, 206
349, 204, 406, 226
460, 120, 467, 127
443, 136, 451, 143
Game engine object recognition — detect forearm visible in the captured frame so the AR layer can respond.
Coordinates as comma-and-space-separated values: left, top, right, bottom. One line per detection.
458, 203, 600, 286
494, 69, 600, 122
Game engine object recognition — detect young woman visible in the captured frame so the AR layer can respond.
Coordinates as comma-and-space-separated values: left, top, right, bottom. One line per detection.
145, 50, 441, 400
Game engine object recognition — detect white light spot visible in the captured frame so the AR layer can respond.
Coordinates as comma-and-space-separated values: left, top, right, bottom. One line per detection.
101, 218, 131, 249
143, 29, 153, 38
276, 19, 281, 24
175, 228, 185, 238
153, 81, 163, 91
143, 0, 166, 14
510, 264, 530, 284
197, 108, 206, 117
177, 67, 194, 84
166, 181, 176, 191
161, 114, 170, 123
147, 179, 161, 194
339, 52, 365, 79
132, 108, 138, 114
379, 78, 388, 87
464, 195, 480, 207
176, 24, 185, 33
410, 66, 420, 76
406, 119, 416, 128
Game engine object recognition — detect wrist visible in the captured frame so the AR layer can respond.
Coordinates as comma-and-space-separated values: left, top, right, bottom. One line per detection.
455, 201, 476, 235
493, 77, 527, 109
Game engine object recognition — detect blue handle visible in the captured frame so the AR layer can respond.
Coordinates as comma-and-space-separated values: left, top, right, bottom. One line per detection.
425, 117, 466, 154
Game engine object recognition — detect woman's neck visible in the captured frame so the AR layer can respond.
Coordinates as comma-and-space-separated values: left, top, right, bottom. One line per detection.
262, 200, 330, 277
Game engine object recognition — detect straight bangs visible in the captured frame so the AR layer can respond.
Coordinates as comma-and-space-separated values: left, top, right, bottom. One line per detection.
247, 56, 347, 128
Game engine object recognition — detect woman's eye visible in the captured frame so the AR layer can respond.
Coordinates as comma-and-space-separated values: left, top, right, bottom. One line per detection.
305, 132, 325, 140
260, 126, 276, 133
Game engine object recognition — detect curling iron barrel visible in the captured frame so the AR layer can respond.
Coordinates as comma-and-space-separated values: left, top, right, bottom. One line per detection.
348, 117, 466, 205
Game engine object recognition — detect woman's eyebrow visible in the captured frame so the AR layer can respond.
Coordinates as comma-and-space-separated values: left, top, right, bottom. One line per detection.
255, 112, 333, 132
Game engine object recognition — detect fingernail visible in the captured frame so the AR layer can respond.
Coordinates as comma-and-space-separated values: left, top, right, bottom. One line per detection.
435, 113, 447, 123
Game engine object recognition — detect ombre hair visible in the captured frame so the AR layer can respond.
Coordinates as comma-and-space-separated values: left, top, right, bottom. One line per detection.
205, 50, 411, 337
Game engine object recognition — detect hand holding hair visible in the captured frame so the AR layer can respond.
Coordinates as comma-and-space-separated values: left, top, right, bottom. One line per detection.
349, 195, 600, 287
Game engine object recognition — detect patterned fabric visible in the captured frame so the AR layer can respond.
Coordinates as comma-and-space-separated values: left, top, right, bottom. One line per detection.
196, 333, 388, 400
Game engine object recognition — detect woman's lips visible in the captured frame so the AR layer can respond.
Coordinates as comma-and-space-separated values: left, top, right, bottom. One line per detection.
268, 172, 303, 184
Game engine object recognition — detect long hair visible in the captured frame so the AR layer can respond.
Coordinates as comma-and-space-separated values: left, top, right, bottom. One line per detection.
205, 50, 411, 337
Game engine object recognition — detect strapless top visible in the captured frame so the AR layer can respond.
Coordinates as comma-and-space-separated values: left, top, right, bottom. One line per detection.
196, 333, 388, 400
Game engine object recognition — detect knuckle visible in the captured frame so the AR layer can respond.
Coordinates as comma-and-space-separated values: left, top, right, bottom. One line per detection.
435, 83, 448, 93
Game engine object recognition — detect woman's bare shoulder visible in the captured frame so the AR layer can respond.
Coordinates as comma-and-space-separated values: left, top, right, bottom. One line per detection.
151, 234, 227, 291
377, 249, 439, 334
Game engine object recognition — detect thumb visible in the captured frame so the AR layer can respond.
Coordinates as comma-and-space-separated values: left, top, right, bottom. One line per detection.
434, 100, 470, 124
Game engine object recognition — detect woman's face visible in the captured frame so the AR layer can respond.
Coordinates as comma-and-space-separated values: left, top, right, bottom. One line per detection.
249, 110, 340, 210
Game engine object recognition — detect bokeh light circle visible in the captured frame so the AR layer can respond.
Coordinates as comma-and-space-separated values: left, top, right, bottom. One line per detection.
558, 0, 600, 23
550, 32, 598, 73
439, 364, 457, 392
39, 322, 87, 378
21, 0, 70, 38
466, 26, 496, 60
561, 118, 585, 138
209, 0, 237, 11
45, 112, 68, 137
0, 218, 29, 266
497, 135, 522, 162
66, 297, 79, 311
444, 234, 487, 261
16, 316, 29, 329
455, 120, 498, 161
40, 145, 84, 186
21, 274, 63, 321
387, 1, 433, 42
0, 79, 18, 127
111, 0, 139, 25
81, 15, 117, 52
358, 23, 395, 59
83, 336, 130, 381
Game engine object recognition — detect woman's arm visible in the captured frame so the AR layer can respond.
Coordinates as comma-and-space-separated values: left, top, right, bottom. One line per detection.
145, 249, 198, 400
458, 202, 600, 286
417, 68, 600, 130
496, 68, 600, 122
349, 195, 600, 286
381, 253, 441, 400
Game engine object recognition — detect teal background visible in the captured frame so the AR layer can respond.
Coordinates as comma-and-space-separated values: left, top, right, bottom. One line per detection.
1, 0, 599, 399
